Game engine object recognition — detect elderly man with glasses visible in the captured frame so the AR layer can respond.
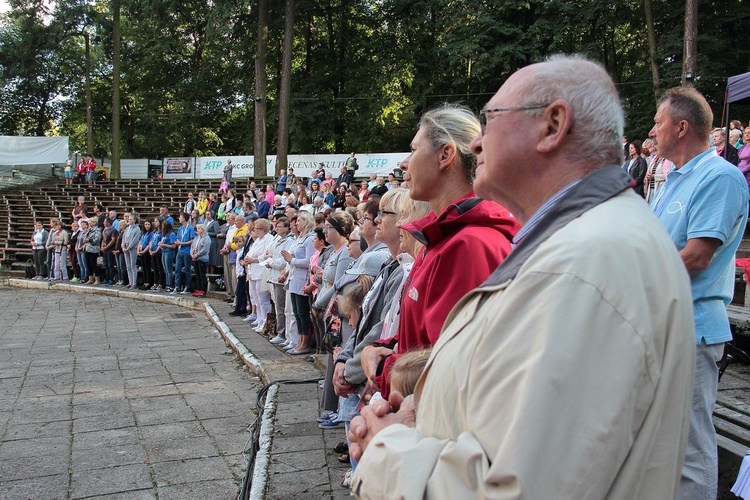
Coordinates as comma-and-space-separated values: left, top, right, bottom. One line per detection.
348, 55, 696, 499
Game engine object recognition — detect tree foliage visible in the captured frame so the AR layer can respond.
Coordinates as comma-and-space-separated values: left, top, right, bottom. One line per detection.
1, 0, 748, 159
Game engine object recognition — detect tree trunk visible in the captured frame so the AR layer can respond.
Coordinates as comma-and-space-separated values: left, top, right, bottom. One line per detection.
111, 0, 121, 178
276, 0, 294, 175
644, 0, 661, 100
85, 32, 93, 157
682, 0, 697, 86
254, 0, 268, 178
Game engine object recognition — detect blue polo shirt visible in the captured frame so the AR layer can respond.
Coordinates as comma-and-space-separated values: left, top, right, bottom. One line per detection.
176, 224, 195, 255
652, 148, 748, 344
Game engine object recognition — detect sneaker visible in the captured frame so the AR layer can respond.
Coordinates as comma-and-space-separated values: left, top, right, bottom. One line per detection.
283, 343, 298, 351
71, 277, 80, 283
317, 412, 337, 423
319, 417, 343, 429
243, 315, 255, 322
290, 348, 312, 355
253, 325, 265, 333
179, 288, 189, 295
269, 336, 286, 345
170, 288, 179, 295
192, 291, 201, 297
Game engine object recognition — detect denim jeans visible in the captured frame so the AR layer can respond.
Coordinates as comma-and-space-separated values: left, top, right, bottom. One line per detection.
679, 340, 723, 500
162, 251, 175, 287
77, 251, 88, 281
116, 252, 126, 283
174, 252, 192, 291
104, 252, 116, 282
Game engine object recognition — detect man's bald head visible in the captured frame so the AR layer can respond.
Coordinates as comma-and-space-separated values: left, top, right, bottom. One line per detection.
517, 55, 624, 166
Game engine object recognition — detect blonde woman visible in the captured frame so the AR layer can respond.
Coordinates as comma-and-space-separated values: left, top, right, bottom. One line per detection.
281, 211, 316, 353
190, 224, 211, 297
245, 218, 275, 332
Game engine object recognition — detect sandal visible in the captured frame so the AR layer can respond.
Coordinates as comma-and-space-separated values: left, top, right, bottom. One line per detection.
333, 441, 348, 454
341, 469, 352, 488
337, 452, 350, 464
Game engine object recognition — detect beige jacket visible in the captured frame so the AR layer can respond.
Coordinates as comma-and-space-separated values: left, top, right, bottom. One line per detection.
353, 190, 695, 499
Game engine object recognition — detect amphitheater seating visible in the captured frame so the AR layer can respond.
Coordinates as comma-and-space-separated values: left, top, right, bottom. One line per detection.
2, 175, 750, 268
0, 178, 272, 264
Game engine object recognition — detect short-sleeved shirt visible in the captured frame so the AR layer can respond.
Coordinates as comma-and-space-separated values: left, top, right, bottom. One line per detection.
161, 232, 177, 253
652, 148, 749, 344
176, 224, 195, 255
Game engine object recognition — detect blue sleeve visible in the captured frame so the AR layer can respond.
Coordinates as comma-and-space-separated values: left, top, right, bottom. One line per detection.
687, 171, 749, 243
151, 234, 162, 250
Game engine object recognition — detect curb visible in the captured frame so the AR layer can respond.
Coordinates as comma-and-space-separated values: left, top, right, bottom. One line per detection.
250, 383, 278, 500
5, 277, 277, 499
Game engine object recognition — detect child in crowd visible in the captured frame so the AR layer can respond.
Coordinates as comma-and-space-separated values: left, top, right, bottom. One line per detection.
389, 349, 430, 398
331, 279, 370, 488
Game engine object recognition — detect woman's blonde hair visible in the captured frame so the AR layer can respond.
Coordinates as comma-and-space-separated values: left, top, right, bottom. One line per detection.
254, 218, 271, 232
419, 104, 480, 183
380, 188, 409, 214
296, 211, 316, 234
399, 196, 432, 257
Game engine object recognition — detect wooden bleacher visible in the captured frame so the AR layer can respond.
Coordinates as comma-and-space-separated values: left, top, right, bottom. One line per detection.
0, 178, 246, 265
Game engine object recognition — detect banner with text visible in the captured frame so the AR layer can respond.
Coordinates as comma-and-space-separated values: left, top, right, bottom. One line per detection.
161, 153, 409, 180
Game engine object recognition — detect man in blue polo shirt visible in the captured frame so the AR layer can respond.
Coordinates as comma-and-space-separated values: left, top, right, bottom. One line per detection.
650, 86, 749, 499
173, 211, 195, 295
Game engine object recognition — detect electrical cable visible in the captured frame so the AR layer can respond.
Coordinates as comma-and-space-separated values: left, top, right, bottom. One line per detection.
238, 377, 323, 500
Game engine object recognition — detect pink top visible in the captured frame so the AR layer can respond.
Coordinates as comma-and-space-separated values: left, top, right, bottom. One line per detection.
738, 145, 750, 188
265, 190, 275, 205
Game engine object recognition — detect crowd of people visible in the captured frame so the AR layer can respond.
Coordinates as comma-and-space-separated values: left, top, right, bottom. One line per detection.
25, 54, 750, 498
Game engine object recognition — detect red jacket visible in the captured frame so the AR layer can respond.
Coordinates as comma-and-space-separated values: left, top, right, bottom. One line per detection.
86, 159, 97, 172
374, 191, 519, 397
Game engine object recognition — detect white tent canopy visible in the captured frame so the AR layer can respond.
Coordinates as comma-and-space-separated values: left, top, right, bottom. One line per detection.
0, 136, 69, 166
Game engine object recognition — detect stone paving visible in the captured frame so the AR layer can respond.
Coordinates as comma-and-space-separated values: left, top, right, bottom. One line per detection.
6, 279, 750, 498
0, 286, 262, 499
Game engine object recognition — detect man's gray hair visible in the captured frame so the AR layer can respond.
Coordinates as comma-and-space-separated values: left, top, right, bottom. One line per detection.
522, 54, 624, 166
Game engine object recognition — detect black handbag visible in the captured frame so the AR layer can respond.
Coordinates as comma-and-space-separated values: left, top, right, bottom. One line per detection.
25, 259, 35, 279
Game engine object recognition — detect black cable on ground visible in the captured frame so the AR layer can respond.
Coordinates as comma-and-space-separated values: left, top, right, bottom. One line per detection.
238, 378, 323, 500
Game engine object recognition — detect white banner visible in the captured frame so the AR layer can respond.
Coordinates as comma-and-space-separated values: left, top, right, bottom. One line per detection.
187, 153, 407, 180
0, 136, 69, 166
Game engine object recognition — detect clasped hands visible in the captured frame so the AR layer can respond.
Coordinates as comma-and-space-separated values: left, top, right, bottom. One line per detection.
348, 391, 416, 461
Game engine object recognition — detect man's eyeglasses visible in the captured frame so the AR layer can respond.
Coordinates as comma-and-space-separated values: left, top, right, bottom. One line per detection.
359, 216, 377, 224
348, 238, 361, 243
478, 104, 549, 134
377, 210, 397, 218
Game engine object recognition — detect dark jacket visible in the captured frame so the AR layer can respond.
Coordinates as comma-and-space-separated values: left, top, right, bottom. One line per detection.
626, 157, 648, 198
